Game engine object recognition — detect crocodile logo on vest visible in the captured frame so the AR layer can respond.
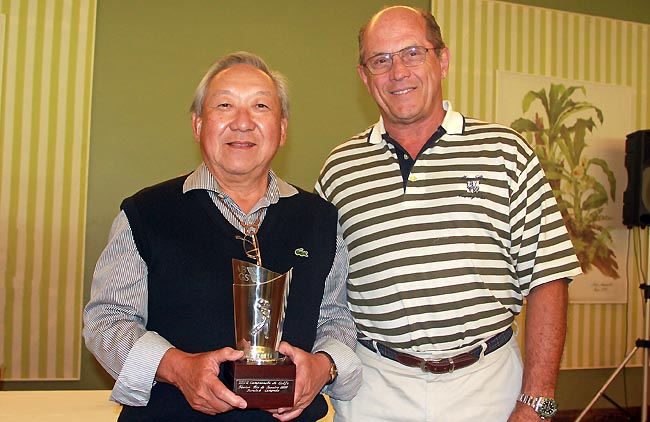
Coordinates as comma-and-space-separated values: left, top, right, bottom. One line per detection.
294, 248, 309, 258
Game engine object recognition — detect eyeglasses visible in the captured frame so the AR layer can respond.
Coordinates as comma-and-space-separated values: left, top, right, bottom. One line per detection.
363, 46, 435, 75
237, 233, 262, 267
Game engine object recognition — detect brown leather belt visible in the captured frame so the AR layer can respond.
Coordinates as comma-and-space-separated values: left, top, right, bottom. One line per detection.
358, 327, 513, 374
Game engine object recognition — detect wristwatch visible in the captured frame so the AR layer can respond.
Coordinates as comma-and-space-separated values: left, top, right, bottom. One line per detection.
517, 393, 558, 419
317, 351, 338, 385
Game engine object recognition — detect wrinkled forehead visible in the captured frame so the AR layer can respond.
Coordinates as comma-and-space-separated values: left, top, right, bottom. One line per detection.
209, 64, 278, 98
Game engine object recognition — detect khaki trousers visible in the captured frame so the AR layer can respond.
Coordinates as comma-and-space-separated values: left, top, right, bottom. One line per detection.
332, 336, 523, 422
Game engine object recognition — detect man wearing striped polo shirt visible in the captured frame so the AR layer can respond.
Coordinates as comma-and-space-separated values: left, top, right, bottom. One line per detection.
316, 6, 582, 421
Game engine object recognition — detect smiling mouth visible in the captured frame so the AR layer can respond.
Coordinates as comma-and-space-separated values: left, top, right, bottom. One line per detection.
227, 141, 255, 147
391, 88, 415, 95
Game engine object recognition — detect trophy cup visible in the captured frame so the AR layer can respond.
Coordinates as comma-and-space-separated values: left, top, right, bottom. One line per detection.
223, 258, 296, 409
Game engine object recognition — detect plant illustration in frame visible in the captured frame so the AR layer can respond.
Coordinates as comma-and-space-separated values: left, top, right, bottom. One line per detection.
511, 83, 619, 279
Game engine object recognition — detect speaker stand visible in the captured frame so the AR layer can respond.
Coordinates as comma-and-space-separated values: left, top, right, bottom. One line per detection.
575, 228, 650, 422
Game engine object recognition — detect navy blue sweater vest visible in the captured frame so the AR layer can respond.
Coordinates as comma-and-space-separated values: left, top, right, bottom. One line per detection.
117, 174, 337, 422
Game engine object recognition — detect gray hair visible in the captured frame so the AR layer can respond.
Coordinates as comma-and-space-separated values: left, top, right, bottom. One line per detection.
189, 51, 290, 119
358, 6, 446, 65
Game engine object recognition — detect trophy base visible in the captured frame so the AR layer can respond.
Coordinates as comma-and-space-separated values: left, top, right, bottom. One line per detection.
223, 359, 296, 409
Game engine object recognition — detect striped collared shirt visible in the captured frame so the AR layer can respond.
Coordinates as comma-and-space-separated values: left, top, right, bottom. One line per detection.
316, 101, 581, 357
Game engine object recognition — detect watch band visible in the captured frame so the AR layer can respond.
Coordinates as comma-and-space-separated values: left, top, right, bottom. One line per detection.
317, 351, 338, 385
518, 393, 536, 407
517, 393, 558, 419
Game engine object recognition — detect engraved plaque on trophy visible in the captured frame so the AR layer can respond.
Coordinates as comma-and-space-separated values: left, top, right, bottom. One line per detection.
223, 258, 295, 409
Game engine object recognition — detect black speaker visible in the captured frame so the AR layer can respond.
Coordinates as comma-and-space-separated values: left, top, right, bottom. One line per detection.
623, 130, 650, 228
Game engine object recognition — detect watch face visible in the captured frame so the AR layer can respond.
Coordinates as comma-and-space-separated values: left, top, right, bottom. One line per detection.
537, 398, 558, 419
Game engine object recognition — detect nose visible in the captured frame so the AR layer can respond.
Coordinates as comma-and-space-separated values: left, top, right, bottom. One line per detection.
230, 108, 255, 131
389, 54, 410, 80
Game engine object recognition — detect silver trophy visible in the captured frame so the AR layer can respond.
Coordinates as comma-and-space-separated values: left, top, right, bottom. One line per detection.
225, 258, 295, 408
232, 258, 292, 362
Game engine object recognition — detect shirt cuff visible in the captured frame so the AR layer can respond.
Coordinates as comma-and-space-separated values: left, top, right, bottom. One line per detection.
312, 337, 362, 401
110, 331, 174, 406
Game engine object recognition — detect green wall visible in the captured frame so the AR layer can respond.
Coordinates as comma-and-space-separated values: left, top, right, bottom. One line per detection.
4, 0, 428, 392
504, 0, 650, 24
6, 0, 650, 414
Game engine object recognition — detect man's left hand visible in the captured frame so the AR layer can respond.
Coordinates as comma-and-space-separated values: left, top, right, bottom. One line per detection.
269, 341, 331, 421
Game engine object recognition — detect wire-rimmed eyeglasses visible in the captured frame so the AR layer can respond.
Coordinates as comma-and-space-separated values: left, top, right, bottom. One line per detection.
363, 46, 435, 75
237, 233, 262, 267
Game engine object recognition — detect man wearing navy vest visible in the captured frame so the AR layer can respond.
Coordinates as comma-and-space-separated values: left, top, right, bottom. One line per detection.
83, 52, 361, 422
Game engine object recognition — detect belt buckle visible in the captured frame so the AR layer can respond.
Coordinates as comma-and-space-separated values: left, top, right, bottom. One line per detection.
421, 357, 455, 373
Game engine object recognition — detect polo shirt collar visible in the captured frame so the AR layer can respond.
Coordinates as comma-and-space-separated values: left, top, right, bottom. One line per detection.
368, 100, 465, 144
440, 100, 464, 135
